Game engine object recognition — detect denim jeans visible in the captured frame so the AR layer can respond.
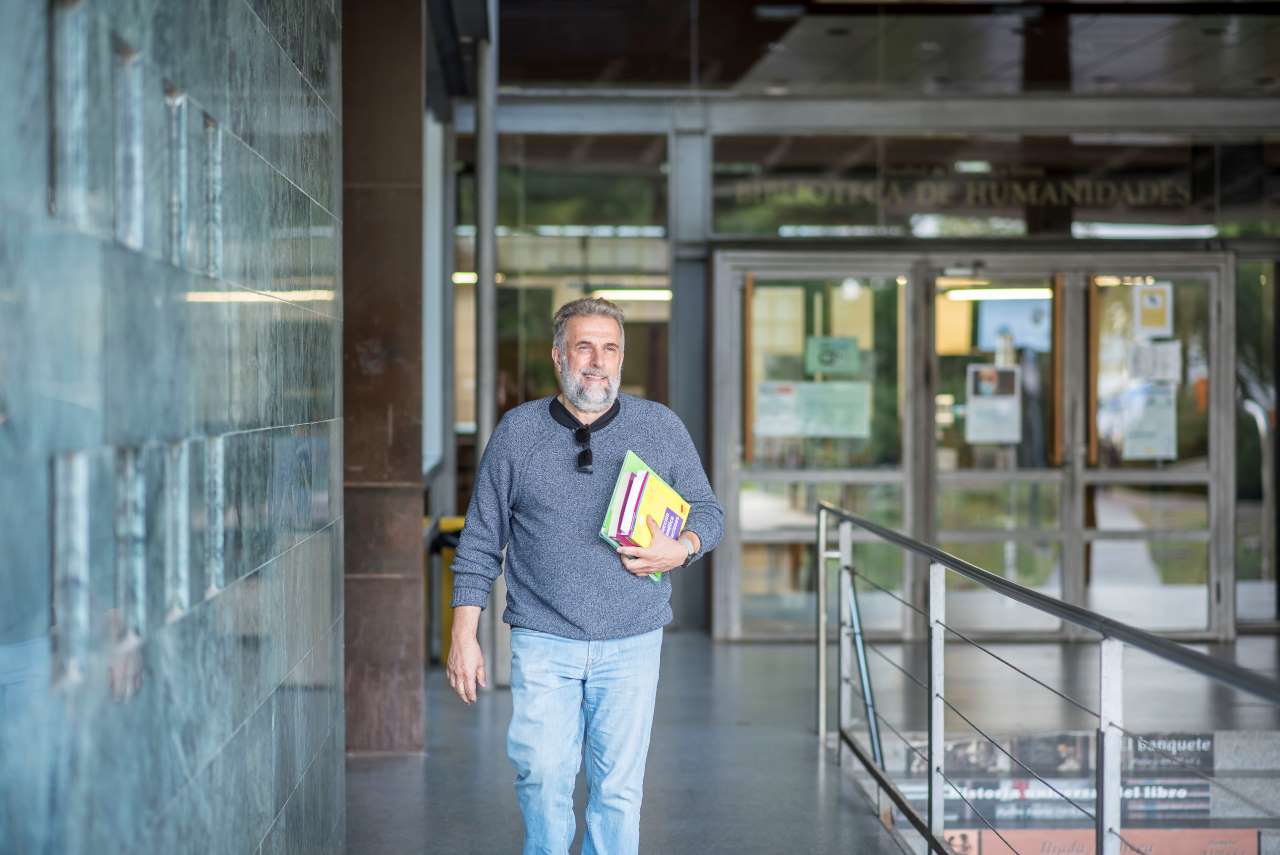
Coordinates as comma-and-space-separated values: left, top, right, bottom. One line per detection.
508, 626, 663, 855
0, 636, 51, 721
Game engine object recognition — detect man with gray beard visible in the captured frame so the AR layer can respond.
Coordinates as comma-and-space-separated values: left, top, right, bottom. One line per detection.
447, 297, 724, 855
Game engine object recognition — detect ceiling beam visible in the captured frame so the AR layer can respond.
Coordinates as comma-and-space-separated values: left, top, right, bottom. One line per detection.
455, 92, 1280, 136
802, 2, 1280, 15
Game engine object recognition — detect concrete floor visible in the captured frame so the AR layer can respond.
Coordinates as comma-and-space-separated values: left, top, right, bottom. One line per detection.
346, 632, 1280, 853
347, 632, 903, 855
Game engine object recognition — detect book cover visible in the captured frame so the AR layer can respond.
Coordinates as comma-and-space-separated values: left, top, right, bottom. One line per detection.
599, 450, 688, 582
616, 471, 647, 540
599, 451, 650, 550
616, 472, 688, 549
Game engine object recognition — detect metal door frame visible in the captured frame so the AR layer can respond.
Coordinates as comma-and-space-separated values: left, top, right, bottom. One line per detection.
713, 248, 1235, 642
711, 252, 923, 641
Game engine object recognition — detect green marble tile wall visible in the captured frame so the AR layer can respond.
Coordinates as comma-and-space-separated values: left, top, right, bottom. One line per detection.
0, 0, 344, 852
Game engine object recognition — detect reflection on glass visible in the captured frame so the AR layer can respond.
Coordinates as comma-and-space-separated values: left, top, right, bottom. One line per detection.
1235, 260, 1276, 624
740, 541, 906, 636
744, 276, 902, 469
1087, 540, 1208, 631
1086, 485, 1208, 531
740, 483, 905, 634
935, 277, 1058, 471
740, 481, 901, 536
848, 543, 906, 634
1090, 275, 1210, 469
452, 134, 671, 422
937, 483, 1059, 532
741, 543, 816, 636
942, 541, 1062, 633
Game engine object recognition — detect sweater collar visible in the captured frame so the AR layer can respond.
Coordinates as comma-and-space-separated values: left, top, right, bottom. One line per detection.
549, 395, 621, 433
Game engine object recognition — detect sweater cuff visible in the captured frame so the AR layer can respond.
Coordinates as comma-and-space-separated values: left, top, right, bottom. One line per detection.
451, 586, 490, 609
682, 529, 703, 565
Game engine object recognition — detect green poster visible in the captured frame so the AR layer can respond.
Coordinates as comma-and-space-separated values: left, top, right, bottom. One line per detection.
805, 336, 861, 376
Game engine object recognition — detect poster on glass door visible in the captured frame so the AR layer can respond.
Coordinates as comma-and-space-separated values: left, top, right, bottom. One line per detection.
1133, 282, 1174, 339
755, 381, 872, 439
1121, 382, 1177, 460
964, 364, 1022, 445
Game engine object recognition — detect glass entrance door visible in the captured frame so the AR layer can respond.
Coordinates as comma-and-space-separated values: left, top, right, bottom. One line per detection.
932, 268, 1066, 634
713, 250, 1235, 641
1081, 266, 1233, 634
712, 254, 918, 639
739, 270, 908, 636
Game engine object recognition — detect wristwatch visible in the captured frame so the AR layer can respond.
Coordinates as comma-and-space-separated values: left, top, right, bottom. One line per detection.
678, 533, 697, 568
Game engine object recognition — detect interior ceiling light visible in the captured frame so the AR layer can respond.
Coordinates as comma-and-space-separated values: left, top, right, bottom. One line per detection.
1072, 222, 1218, 239
452, 272, 478, 285
937, 276, 989, 287
1095, 275, 1156, 288
754, 4, 803, 20
945, 288, 1053, 302
954, 160, 992, 174
186, 289, 336, 303
590, 289, 672, 302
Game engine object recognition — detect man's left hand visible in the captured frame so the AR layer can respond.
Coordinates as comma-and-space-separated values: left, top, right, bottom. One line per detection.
617, 515, 686, 576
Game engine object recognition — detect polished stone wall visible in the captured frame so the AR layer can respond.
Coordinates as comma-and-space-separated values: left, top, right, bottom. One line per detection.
0, 0, 344, 852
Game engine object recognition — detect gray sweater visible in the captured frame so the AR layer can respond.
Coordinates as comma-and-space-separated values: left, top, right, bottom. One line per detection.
450, 393, 724, 640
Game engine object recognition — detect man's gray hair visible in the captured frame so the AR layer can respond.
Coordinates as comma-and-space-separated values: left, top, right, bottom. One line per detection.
552, 297, 626, 353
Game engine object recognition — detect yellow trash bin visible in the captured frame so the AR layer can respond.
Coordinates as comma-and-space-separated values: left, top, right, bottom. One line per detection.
429, 516, 466, 665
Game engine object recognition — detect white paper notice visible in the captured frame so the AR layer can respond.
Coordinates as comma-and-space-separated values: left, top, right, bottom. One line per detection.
1128, 341, 1182, 384
964, 364, 1022, 445
755, 382, 803, 437
1121, 383, 1177, 461
755, 381, 872, 439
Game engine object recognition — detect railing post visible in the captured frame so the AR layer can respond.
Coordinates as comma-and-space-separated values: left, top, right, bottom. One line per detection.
817, 508, 828, 741
1098, 638, 1124, 855
838, 522, 854, 753
928, 562, 946, 837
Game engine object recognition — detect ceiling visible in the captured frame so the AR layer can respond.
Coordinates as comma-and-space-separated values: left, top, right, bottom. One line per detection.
496, 0, 1280, 96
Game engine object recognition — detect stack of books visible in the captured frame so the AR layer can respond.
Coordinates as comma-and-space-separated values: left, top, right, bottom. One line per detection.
600, 450, 690, 582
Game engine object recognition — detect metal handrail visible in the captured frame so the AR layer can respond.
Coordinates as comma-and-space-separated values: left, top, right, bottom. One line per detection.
815, 502, 1280, 855
817, 501, 1280, 704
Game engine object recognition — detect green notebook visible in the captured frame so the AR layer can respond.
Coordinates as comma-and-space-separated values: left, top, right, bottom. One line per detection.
599, 450, 665, 582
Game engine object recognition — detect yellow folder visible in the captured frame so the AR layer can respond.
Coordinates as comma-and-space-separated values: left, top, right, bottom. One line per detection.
600, 451, 690, 581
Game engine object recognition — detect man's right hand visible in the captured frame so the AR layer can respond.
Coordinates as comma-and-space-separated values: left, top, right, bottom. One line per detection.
447, 605, 487, 704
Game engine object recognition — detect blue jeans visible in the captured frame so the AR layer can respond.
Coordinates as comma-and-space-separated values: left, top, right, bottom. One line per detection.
0, 636, 51, 721
508, 627, 663, 855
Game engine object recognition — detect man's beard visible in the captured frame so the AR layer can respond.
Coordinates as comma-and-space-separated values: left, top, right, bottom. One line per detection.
559, 360, 620, 413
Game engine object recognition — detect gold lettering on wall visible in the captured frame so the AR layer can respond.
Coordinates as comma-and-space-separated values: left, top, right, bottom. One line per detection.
727, 175, 1194, 211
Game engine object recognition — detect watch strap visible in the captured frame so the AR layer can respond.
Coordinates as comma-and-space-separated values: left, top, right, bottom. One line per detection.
679, 534, 696, 567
